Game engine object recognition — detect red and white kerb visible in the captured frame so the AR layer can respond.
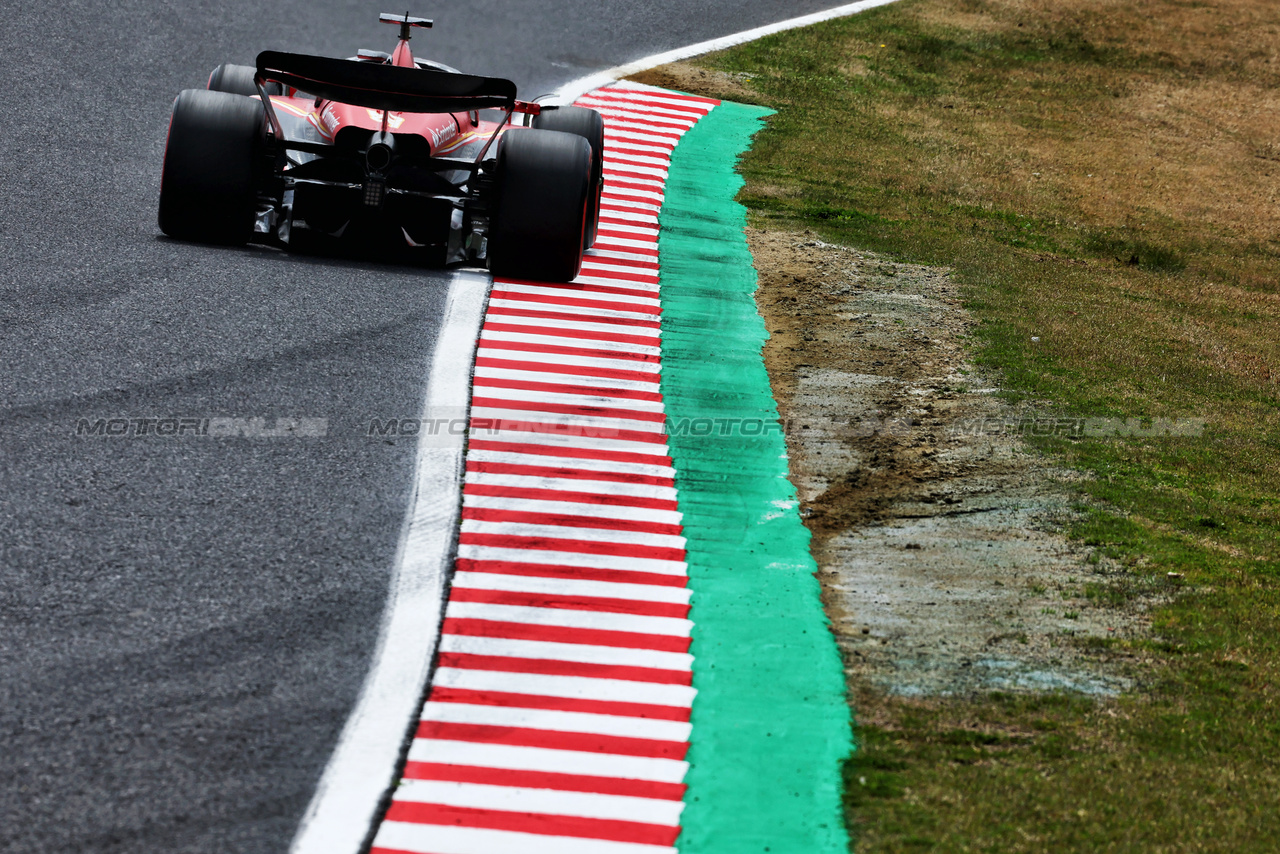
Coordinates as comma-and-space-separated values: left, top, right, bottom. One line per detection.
369, 82, 720, 854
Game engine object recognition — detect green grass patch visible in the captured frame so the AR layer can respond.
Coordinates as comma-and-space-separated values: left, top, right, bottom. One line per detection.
654, 0, 1280, 848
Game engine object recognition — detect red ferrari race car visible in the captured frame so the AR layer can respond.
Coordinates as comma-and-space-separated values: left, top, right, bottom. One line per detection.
157, 12, 604, 282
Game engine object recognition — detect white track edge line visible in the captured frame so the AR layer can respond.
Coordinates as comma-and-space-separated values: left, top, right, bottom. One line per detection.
288, 270, 489, 854
547, 0, 904, 105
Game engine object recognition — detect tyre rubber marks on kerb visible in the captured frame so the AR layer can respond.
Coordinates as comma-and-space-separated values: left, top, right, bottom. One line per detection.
368, 82, 718, 854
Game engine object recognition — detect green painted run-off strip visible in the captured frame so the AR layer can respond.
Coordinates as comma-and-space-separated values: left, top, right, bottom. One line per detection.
661, 100, 853, 852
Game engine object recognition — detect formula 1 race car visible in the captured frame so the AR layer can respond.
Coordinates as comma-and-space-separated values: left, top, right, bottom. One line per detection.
158, 12, 603, 282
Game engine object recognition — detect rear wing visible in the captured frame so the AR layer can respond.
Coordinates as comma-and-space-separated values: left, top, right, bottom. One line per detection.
256, 51, 516, 113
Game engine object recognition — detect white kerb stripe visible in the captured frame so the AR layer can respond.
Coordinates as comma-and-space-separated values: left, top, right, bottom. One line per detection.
467, 395, 666, 422
421, 703, 692, 743
469, 408, 666, 436
478, 318, 660, 344
463, 493, 680, 523
487, 297, 656, 323
579, 94, 711, 119
593, 221, 661, 238
590, 234, 662, 252
464, 450, 675, 479
455, 545, 687, 577
374, 821, 676, 854
472, 366, 664, 396
475, 349, 660, 373
438, 633, 694, 671
392, 778, 686, 825
478, 333, 663, 361
571, 268, 660, 286
432, 665, 698, 706
584, 96, 709, 120
451, 571, 692, 605
463, 473, 676, 501
494, 283, 661, 307
459, 519, 686, 550
404, 738, 689, 783
462, 427, 672, 457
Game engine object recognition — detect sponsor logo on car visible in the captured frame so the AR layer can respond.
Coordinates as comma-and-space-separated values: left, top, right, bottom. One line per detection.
365, 108, 406, 129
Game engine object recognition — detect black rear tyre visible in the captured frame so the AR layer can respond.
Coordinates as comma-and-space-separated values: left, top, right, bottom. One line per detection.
532, 106, 604, 247
488, 129, 592, 283
158, 89, 264, 245
207, 63, 282, 97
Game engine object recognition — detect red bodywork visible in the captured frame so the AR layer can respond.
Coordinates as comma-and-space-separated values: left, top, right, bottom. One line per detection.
260, 25, 542, 162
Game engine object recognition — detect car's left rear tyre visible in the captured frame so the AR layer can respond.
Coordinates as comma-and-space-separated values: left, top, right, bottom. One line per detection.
158, 89, 265, 245
488, 129, 592, 283
207, 63, 283, 97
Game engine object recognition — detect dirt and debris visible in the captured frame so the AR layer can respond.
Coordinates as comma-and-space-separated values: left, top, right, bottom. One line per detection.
629, 63, 758, 102
750, 227, 1149, 697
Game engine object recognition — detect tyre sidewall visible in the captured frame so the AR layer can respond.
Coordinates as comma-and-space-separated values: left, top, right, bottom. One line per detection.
489, 129, 592, 282
531, 107, 604, 247
158, 89, 264, 244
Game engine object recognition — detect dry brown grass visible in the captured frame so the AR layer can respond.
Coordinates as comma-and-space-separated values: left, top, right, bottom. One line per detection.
662, 0, 1280, 848
871, 0, 1280, 247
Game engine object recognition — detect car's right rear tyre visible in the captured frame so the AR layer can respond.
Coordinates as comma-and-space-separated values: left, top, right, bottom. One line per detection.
532, 106, 604, 247
487, 129, 592, 283
158, 89, 264, 245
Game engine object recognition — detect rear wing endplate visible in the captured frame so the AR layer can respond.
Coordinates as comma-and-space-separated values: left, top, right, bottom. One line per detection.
256, 51, 516, 113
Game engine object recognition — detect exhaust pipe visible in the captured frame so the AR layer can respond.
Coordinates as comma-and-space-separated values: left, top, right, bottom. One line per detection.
365, 131, 396, 174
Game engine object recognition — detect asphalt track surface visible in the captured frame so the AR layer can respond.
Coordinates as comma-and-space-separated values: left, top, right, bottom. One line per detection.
0, 2, 843, 851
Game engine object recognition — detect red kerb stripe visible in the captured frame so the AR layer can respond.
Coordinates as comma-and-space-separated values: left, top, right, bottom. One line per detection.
415, 721, 689, 761
481, 321, 659, 348
473, 357, 660, 384
428, 685, 691, 721
457, 532, 686, 562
